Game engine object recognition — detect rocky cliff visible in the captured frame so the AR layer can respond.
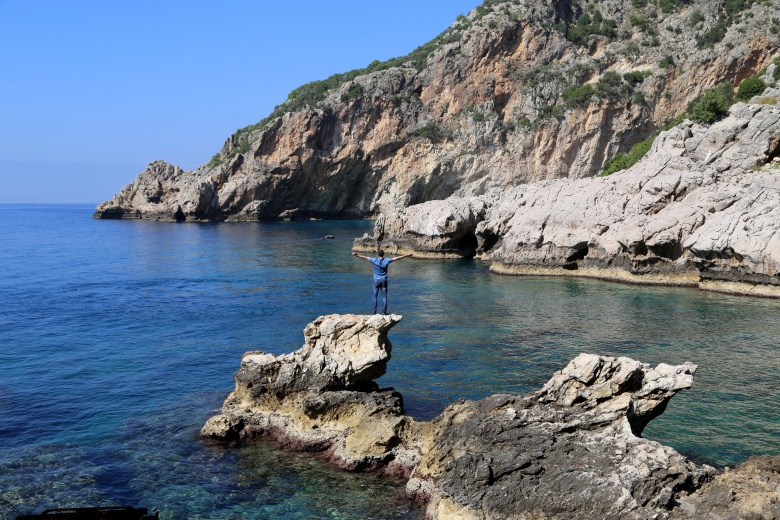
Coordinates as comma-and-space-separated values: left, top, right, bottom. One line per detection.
96, 0, 779, 221
202, 314, 780, 519
355, 101, 780, 296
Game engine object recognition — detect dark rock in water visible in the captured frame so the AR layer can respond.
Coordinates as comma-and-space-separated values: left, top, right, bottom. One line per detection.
408, 354, 713, 519
203, 313, 780, 518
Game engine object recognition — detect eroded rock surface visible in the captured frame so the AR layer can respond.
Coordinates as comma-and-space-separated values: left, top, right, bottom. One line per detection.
200, 314, 780, 519
201, 314, 417, 472
674, 455, 780, 519
358, 103, 780, 296
96, 1, 779, 222
409, 354, 713, 519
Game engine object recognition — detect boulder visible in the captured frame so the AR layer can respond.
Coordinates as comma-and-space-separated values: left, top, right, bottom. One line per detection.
353, 197, 490, 258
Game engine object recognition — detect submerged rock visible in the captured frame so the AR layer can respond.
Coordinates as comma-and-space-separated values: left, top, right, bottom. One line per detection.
203, 314, 780, 518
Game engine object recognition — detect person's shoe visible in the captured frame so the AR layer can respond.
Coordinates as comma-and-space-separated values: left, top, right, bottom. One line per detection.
382, 312, 388, 315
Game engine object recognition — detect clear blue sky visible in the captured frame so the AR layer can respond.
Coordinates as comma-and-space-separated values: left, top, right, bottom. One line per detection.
0, 0, 479, 203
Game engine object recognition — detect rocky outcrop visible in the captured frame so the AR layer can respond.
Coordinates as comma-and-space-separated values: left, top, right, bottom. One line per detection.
96, 0, 779, 221
203, 314, 780, 518
356, 103, 780, 296
356, 197, 490, 258
407, 354, 713, 519
674, 455, 780, 519
201, 314, 421, 472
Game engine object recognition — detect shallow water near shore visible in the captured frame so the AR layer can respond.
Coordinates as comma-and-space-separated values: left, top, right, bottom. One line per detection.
1, 204, 779, 518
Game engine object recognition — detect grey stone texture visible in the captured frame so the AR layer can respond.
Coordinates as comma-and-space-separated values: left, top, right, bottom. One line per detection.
202, 313, 780, 519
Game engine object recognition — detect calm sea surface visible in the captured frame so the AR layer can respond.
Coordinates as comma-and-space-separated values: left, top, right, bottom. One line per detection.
1, 204, 779, 518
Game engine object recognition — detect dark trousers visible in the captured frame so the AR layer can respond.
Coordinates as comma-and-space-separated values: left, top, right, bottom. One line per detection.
372, 278, 388, 314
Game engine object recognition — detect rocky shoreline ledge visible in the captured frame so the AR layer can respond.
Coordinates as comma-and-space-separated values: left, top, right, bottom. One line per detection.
354, 104, 780, 298
202, 314, 780, 519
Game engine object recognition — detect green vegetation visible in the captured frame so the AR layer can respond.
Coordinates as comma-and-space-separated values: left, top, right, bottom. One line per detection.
657, 0, 693, 14
774, 56, 780, 81
620, 42, 641, 59
207, 153, 222, 168
601, 135, 655, 176
736, 76, 767, 101
411, 121, 452, 143
687, 82, 734, 123
207, 138, 251, 169
629, 14, 654, 33
562, 69, 650, 109
562, 84, 596, 108
695, 0, 759, 48
599, 74, 756, 176
555, 11, 618, 46
622, 70, 652, 86
658, 55, 675, 69
595, 71, 629, 99
341, 83, 364, 102
687, 9, 705, 26
697, 17, 728, 48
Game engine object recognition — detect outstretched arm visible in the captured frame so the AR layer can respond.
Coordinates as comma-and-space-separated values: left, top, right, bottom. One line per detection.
392, 253, 413, 261
352, 252, 371, 260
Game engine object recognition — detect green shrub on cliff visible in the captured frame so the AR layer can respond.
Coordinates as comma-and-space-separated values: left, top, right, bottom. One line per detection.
596, 71, 630, 100
411, 121, 451, 142
207, 154, 222, 168
600, 135, 656, 176
341, 83, 364, 102
657, 0, 693, 14
562, 84, 595, 107
737, 76, 767, 101
688, 82, 734, 123
559, 12, 617, 46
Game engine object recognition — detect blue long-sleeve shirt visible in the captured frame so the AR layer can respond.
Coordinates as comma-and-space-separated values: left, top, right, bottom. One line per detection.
370, 257, 393, 280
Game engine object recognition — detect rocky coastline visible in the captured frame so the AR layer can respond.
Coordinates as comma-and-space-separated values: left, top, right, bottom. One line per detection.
202, 314, 780, 519
354, 103, 780, 298
95, 1, 778, 223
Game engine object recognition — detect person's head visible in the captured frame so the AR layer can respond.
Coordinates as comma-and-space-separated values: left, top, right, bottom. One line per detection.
377, 249, 385, 258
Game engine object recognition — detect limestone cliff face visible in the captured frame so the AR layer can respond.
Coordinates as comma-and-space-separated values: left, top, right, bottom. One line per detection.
96, 0, 779, 221
355, 102, 780, 296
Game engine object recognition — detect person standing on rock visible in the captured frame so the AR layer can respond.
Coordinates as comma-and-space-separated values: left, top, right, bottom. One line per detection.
352, 249, 412, 315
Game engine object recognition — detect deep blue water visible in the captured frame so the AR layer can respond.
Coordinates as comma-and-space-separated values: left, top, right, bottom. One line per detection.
1, 204, 779, 518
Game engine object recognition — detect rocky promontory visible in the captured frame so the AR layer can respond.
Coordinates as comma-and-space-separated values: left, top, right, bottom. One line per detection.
96, 0, 779, 222
355, 102, 780, 297
202, 313, 780, 519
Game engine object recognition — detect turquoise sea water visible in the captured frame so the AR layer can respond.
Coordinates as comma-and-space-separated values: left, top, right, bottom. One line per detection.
1, 204, 779, 518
